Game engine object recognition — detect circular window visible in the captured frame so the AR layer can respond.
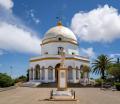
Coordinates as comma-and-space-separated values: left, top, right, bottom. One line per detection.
58, 37, 62, 41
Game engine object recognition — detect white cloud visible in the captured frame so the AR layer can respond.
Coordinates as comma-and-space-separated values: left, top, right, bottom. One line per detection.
71, 5, 120, 42
27, 9, 40, 24
0, 0, 13, 10
81, 47, 95, 58
0, 1, 41, 55
109, 53, 120, 58
0, 22, 41, 54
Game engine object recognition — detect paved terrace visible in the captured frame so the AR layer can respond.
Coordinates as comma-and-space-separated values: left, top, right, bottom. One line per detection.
0, 87, 120, 104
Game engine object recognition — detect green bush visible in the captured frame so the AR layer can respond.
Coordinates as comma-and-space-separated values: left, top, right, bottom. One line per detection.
15, 75, 27, 83
0, 73, 14, 88
108, 63, 120, 82
80, 72, 84, 79
114, 82, 120, 91
114, 82, 120, 86
95, 78, 106, 87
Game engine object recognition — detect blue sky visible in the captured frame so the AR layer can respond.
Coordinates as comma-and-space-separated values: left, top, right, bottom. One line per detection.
0, 0, 120, 78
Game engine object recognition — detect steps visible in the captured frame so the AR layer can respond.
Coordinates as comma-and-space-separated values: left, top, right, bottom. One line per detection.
38, 82, 57, 88
22, 82, 41, 87
38, 82, 83, 88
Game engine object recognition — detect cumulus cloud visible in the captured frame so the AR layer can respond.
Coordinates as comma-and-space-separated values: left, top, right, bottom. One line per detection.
71, 5, 120, 42
81, 47, 95, 58
0, 0, 13, 10
109, 53, 120, 58
0, 0, 41, 54
0, 22, 41, 54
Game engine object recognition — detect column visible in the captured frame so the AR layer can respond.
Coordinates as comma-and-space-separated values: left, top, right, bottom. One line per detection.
31, 70, 33, 80
40, 69, 42, 81
29, 69, 31, 81
72, 69, 76, 83
78, 70, 81, 81
53, 69, 55, 82
37, 69, 39, 80
33, 69, 35, 81
39, 69, 41, 80
45, 68, 48, 82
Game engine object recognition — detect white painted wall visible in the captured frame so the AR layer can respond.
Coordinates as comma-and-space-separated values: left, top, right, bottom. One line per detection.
41, 42, 79, 55
30, 59, 83, 69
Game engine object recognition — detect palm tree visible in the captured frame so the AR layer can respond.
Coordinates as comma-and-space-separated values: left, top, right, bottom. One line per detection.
92, 54, 112, 79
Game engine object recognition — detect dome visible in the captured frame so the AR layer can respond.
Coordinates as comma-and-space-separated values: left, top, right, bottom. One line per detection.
43, 25, 77, 41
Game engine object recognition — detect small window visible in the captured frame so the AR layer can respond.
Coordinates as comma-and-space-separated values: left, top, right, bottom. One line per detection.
72, 52, 75, 55
45, 52, 48, 54
58, 37, 62, 41
58, 47, 64, 55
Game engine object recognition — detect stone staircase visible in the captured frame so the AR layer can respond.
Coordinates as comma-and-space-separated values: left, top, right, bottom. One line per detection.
22, 82, 41, 87
37, 82, 83, 88
38, 82, 57, 88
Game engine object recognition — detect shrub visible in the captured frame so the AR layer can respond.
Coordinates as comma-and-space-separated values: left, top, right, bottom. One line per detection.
114, 82, 120, 91
15, 75, 27, 83
95, 79, 103, 86
0, 73, 14, 88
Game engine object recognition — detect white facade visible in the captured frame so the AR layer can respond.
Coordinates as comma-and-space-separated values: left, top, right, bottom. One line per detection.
29, 23, 89, 84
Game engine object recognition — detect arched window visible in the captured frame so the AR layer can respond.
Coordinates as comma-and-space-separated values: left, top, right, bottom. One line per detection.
41, 66, 45, 80
72, 52, 75, 55
35, 65, 40, 80
80, 65, 83, 72
48, 66, 53, 80
76, 66, 79, 79
68, 66, 72, 80
58, 47, 64, 55
44, 52, 48, 54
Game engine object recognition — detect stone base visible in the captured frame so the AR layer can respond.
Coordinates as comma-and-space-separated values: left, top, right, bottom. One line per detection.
50, 89, 77, 101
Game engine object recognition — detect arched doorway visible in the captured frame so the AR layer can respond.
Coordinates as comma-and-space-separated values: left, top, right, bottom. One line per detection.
35, 64, 40, 80
68, 66, 72, 80
55, 63, 60, 82
48, 66, 53, 80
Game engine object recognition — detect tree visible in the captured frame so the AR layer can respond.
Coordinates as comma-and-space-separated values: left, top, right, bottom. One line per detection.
92, 54, 112, 79
82, 65, 90, 72
0, 73, 14, 87
15, 75, 27, 83
117, 58, 120, 63
80, 65, 90, 79
108, 63, 120, 82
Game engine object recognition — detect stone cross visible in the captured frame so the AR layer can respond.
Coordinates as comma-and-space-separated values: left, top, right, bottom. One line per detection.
60, 48, 65, 68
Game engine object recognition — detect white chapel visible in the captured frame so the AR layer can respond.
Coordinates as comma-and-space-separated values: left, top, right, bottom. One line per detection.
28, 21, 90, 84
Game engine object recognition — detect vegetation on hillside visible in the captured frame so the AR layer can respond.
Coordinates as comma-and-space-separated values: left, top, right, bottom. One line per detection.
0, 73, 14, 88
14, 75, 27, 83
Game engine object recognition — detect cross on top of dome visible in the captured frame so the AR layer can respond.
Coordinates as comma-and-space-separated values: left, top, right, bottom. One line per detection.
56, 16, 62, 26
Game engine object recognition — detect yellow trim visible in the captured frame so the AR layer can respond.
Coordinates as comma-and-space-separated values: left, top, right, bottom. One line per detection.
30, 57, 89, 62
41, 40, 78, 46
42, 36, 77, 42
